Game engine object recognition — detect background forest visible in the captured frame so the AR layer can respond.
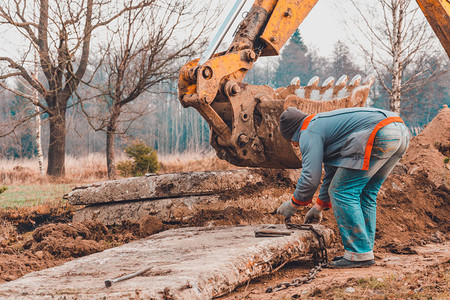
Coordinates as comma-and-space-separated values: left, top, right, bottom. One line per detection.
2, 29, 448, 156
0, 0, 449, 178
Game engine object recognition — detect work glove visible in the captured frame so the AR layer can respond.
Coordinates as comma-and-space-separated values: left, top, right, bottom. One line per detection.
277, 200, 299, 219
303, 206, 322, 224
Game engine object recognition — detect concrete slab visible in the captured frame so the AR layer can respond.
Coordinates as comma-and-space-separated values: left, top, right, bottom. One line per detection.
70, 169, 299, 226
72, 191, 289, 226
66, 170, 265, 205
0, 225, 332, 299
73, 195, 221, 225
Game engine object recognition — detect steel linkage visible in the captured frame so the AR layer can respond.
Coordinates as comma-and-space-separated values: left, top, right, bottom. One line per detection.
265, 218, 329, 293
265, 262, 327, 293
284, 219, 328, 265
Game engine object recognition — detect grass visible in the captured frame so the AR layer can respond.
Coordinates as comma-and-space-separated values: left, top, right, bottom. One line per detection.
0, 151, 237, 184
0, 153, 112, 185
0, 151, 237, 208
158, 151, 237, 173
0, 184, 74, 209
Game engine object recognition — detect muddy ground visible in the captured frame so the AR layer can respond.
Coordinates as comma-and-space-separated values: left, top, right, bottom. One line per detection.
0, 106, 449, 298
221, 242, 449, 299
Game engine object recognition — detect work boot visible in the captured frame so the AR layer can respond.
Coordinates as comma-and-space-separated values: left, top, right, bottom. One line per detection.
331, 255, 343, 262
329, 258, 375, 268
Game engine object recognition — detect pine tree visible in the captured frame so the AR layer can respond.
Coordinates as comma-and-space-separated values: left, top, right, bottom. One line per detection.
331, 41, 361, 79
273, 29, 317, 88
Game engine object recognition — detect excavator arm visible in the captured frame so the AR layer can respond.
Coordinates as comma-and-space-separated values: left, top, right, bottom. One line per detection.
178, 0, 449, 169
416, 0, 450, 58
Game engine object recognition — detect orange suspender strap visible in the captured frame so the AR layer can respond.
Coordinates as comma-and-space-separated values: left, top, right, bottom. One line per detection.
362, 116, 404, 170
301, 114, 317, 131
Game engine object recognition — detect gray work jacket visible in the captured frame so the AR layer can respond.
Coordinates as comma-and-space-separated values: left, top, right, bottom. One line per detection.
291, 107, 402, 206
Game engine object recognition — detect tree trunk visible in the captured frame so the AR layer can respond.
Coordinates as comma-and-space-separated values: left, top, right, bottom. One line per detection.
47, 106, 67, 177
106, 106, 120, 179
390, 47, 402, 114
390, 81, 402, 114
32, 1, 44, 175
34, 103, 45, 175
389, 0, 403, 115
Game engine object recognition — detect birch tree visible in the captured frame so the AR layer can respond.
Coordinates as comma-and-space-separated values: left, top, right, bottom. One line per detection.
0, 0, 154, 177
349, 0, 448, 115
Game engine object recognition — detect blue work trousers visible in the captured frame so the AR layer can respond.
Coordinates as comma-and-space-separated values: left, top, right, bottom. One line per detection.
329, 122, 410, 261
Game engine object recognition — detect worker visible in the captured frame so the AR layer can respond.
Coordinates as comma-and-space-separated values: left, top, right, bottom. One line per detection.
277, 107, 409, 268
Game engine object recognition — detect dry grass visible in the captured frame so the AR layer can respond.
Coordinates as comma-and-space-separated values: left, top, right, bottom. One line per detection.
65, 153, 110, 182
0, 151, 238, 185
0, 159, 38, 184
158, 151, 239, 174
0, 153, 116, 185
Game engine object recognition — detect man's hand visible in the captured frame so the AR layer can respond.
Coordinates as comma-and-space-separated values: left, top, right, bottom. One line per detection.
277, 200, 299, 219
304, 205, 323, 224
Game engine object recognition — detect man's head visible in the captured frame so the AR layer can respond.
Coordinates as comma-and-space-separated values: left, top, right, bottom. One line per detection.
279, 107, 308, 142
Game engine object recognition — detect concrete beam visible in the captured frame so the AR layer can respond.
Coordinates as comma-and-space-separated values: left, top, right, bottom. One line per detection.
73, 195, 221, 225
66, 170, 266, 206
0, 225, 332, 299
72, 192, 289, 226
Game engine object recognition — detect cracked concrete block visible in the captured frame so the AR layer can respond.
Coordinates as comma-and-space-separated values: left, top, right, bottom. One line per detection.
71, 190, 290, 226
72, 195, 221, 225
66, 170, 266, 205
0, 225, 332, 299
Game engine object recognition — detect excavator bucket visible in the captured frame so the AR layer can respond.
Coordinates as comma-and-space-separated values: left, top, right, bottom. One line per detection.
181, 73, 375, 169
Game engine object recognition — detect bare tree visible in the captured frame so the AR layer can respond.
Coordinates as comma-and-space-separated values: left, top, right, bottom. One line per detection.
0, 0, 154, 177
81, 0, 218, 179
349, 0, 448, 115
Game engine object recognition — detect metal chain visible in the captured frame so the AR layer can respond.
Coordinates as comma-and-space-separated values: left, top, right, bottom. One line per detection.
265, 219, 329, 293
285, 221, 328, 265
265, 262, 327, 293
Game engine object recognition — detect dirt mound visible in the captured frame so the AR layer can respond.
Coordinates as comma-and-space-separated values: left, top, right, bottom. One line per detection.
0, 205, 75, 233
0, 219, 145, 283
402, 105, 450, 188
25, 222, 108, 258
377, 172, 449, 244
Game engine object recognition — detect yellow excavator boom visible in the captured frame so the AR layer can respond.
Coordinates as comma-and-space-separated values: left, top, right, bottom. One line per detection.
178, 0, 449, 169
416, 0, 450, 57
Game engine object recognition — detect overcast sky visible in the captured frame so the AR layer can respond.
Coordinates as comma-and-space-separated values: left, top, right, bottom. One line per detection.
2, 0, 442, 69
0, 0, 374, 62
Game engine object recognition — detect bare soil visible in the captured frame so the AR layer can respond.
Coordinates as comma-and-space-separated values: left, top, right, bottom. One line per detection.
221, 242, 450, 299
0, 106, 449, 297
